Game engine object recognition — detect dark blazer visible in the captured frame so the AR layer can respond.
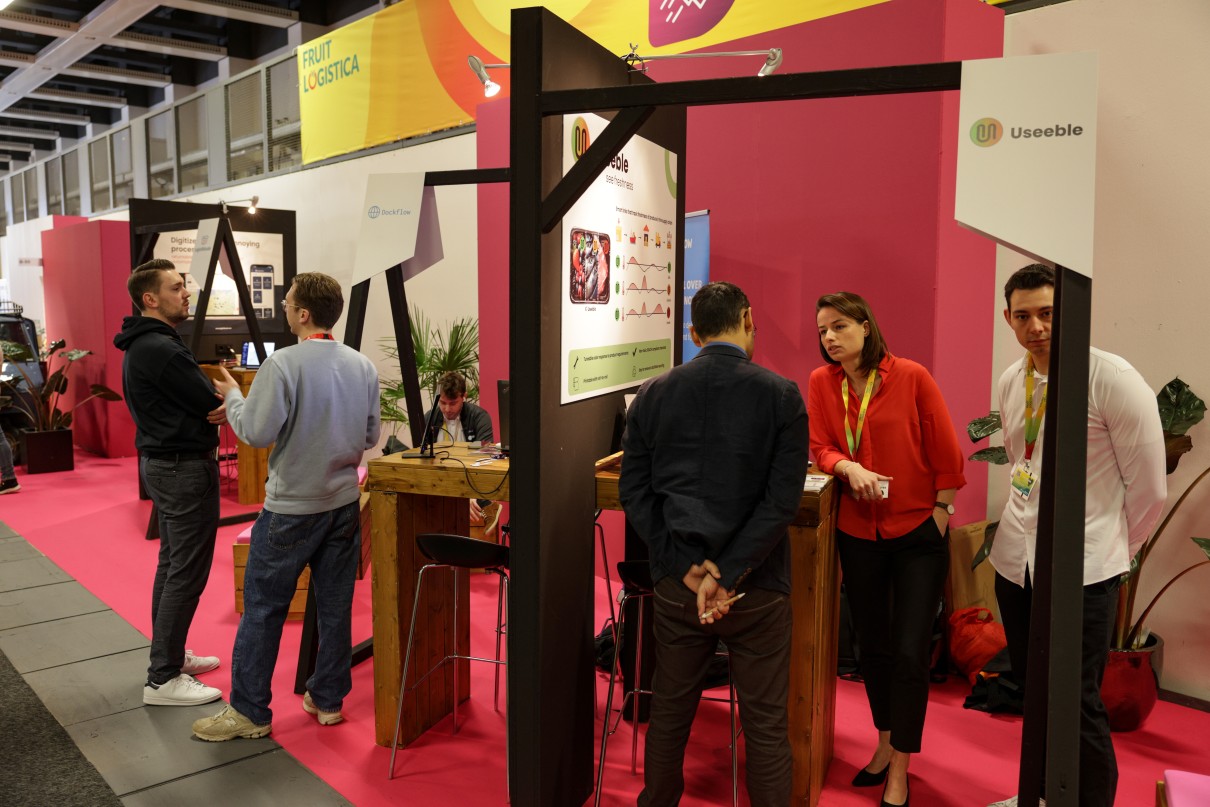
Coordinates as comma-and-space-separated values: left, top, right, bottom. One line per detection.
619, 342, 810, 593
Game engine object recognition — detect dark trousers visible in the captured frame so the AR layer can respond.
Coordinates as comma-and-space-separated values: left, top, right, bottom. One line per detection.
141, 456, 220, 685
995, 571, 1119, 807
638, 577, 792, 807
836, 515, 949, 753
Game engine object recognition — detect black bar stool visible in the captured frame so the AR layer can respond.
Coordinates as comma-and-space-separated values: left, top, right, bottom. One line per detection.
594, 560, 740, 807
387, 533, 510, 788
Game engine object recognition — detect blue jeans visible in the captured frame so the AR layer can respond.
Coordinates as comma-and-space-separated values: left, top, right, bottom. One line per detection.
230, 501, 361, 725
142, 456, 220, 685
0, 425, 15, 481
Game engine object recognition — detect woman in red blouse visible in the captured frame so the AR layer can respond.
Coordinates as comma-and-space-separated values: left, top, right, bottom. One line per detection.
807, 292, 965, 807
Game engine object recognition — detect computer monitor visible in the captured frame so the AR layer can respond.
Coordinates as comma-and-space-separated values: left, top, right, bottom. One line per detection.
497, 379, 510, 454
241, 341, 275, 368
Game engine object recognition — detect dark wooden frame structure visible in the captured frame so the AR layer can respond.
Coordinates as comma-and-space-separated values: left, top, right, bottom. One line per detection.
505, 8, 1089, 807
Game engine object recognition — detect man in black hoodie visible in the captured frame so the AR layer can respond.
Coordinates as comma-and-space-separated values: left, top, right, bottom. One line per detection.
114, 259, 226, 707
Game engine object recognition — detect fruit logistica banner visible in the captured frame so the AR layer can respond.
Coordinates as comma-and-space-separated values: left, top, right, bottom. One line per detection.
298, 0, 887, 165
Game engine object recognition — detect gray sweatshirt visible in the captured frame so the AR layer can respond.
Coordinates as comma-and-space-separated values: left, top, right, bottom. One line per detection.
223, 339, 381, 515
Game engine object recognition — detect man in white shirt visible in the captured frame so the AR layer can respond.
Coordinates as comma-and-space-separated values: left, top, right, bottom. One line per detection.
987, 264, 1167, 807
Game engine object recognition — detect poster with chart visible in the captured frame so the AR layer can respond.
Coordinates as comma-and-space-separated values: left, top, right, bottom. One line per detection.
561, 113, 678, 404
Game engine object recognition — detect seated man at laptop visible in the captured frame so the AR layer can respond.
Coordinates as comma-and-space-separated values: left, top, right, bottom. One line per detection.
422, 371, 495, 525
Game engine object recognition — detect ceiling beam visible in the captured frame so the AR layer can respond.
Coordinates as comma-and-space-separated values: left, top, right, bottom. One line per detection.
0, 0, 160, 114
0, 140, 36, 152
0, 50, 37, 69
111, 30, 227, 61
61, 62, 171, 88
157, 0, 299, 29
27, 87, 127, 109
0, 10, 80, 38
0, 124, 62, 140
0, 107, 91, 125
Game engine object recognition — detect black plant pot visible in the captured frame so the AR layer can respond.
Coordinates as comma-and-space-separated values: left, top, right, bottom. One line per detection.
21, 428, 75, 474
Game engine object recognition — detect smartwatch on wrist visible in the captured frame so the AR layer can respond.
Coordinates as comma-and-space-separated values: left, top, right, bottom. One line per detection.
934, 501, 955, 515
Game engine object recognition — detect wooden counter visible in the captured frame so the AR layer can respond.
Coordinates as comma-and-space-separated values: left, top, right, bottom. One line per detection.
369, 447, 838, 805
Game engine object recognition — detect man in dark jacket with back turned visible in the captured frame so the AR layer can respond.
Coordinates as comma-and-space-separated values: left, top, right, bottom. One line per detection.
114, 258, 226, 707
620, 281, 810, 806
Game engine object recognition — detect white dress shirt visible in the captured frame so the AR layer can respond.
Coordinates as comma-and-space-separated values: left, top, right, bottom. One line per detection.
991, 348, 1167, 587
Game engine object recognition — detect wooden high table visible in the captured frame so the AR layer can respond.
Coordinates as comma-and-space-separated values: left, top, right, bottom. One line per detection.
367, 446, 839, 806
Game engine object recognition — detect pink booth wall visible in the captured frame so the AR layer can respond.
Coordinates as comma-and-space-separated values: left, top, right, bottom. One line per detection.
478, 0, 1004, 567
42, 219, 136, 458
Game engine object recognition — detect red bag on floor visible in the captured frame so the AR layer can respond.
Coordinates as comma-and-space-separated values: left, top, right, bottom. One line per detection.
949, 607, 1007, 685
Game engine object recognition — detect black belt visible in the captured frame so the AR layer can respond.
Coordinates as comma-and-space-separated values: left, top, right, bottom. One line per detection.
144, 450, 216, 462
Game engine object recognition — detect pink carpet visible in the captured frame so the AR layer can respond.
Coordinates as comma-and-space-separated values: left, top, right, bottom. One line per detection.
4, 451, 1208, 805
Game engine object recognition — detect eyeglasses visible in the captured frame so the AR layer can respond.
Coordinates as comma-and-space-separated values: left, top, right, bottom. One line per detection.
280, 301, 305, 311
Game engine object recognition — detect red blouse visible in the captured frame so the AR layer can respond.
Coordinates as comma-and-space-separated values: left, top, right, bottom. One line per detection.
807, 354, 966, 540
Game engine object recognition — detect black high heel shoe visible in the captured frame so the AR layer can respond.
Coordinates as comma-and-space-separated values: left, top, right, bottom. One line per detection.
879, 778, 909, 807
851, 762, 889, 787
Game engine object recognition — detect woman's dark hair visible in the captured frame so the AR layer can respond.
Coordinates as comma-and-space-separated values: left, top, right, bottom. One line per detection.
815, 291, 888, 373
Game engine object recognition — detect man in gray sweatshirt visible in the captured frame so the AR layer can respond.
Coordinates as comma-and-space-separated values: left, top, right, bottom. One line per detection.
192, 272, 380, 741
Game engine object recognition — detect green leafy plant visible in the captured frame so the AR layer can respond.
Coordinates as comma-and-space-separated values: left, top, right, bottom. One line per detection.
376, 306, 480, 437
965, 377, 1210, 650
1, 338, 123, 431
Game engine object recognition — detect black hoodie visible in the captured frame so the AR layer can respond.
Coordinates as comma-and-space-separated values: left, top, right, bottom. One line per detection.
113, 316, 220, 454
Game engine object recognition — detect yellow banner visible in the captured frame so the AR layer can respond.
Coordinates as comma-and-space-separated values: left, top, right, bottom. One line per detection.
300, 0, 888, 165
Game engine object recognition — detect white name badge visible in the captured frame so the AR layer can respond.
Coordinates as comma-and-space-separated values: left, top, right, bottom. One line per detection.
877, 480, 890, 499
1010, 462, 1037, 500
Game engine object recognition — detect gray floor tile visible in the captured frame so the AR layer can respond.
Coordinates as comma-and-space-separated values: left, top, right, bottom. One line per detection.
0, 610, 148, 674
67, 702, 277, 796
0, 555, 72, 592
119, 748, 352, 807
0, 520, 18, 539
0, 536, 42, 563
25, 647, 151, 726
0, 579, 110, 630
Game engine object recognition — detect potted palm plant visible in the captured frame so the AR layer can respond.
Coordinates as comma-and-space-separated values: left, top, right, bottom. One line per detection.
0, 338, 123, 474
965, 377, 1210, 730
378, 305, 479, 441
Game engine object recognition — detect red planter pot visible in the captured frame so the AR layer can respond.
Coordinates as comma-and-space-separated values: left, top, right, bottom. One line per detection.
1101, 633, 1163, 732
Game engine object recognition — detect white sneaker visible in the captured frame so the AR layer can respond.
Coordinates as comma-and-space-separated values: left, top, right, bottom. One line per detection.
182, 649, 220, 676
143, 673, 222, 706
988, 797, 1046, 807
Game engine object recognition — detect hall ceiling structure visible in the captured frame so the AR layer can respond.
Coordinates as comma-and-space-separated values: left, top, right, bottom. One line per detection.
0, 0, 378, 165
0, 0, 1072, 170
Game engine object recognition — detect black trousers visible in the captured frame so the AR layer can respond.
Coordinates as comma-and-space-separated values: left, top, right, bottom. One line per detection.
995, 571, 1119, 807
836, 515, 949, 754
638, 577, 792, 807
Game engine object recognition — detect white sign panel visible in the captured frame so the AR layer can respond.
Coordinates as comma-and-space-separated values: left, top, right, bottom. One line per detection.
156, 220, 285, 320
351, 173, 429, 286
561, 113, 678, 404
956, 52, 1098, 276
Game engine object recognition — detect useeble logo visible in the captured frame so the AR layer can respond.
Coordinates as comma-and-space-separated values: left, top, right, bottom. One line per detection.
570, 116, 590, 161
970, 117, 1003, 147
368, 205, 381, 220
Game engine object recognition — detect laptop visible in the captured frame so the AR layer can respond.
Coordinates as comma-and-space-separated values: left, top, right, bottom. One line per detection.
241, 341, 275, 368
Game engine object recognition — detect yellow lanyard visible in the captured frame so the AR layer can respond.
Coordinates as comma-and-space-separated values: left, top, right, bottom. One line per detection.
841, 369, 878, 459
1023, 354, 1048, 465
